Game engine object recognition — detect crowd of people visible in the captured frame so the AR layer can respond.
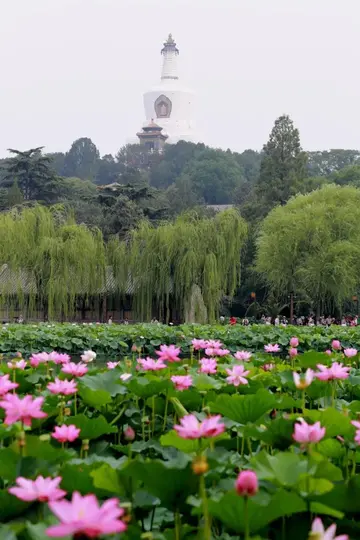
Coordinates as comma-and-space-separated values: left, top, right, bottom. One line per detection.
221, 314, 360, 326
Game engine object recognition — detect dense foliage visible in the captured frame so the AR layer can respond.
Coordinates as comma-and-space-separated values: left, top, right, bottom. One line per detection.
255, 185, 360, 316
0, 328, 358, 538
2, 323, 360, 356
0, 206, 246, 322
1, 115, 360, 318
109, 210, 247, 322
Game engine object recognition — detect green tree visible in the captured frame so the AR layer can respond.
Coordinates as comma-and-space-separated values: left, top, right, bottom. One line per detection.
1, 147, 59, 201
109, 209, 247, 322
166, 174, 200, 214
330, 165, 360, 187
252, 115, 308, 218
255, 185, 360, 316
308, 149, 360, 176
46, 152, 66, 176
234, 149, 262, 184
63, 138, 100, 181
57, 177, 98, 201
150, 141, 206, 188
7, 179, 24, 207
181, 149, 244, 204
96, 154, 120, 185
0, 205, 105, 318
97, 183, 168, 238
116, 143, 161, 173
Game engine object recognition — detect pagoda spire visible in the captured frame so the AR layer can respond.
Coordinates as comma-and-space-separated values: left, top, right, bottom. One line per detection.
160, 33, 179, 80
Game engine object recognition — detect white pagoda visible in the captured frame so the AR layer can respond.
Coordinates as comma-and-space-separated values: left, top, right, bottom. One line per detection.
143, 34, 196, 144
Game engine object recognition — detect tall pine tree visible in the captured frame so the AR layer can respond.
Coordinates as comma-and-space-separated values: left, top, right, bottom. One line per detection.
253, 115, 308, 218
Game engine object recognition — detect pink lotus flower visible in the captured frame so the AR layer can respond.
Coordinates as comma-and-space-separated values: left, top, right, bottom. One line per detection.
332, 339, 341, 351
309, 517, 348, 540
174, 414, 225, 439
199, 357, 217, 374
0, 394, 47, 426
124, 426, 135, 441
289, 347, 298, 357
325, 350, 332, 356
48, 352, 71, 365
46, 492, 127, 538
206, 340, 223, 348
293, 418, 325, 445
262, 363, 275, 371
52, 424, 80, 443
9, 476, 66, 502
30, 352, 49, 368
226, 364, 250, 386
351, 420, 360, 444
205, 347, 229, 357
290, 337, 299, 348
47, 378, 78, 395
315, 362, 350, 381
61, 362, 88, 377
192, 338, 207, 351
234, 351, 252, 362
171, 375, 193, 391
7, 359, 27, 370
155, 344, 181, 363
264, 344, 280, 353
0, 374, 18, 395
107, 362, 120, 369
215, 348, 230, 357
235, 470, 258, 497
344, 348, 357, 358
137, 357, 167, 371
293, 369, 314, 390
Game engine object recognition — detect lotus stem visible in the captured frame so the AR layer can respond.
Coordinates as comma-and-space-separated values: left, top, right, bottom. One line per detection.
162, 391, 169, 431
199, 474, 211, 540
152, 396, 156, 435
244, 496, 250, 540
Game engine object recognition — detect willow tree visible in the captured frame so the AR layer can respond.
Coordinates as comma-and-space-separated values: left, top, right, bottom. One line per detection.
109, 209, 247, 322
0, 205, 106, 317
255, 185, 360, 316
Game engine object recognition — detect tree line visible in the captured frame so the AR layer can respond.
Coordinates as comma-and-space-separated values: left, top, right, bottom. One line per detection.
1, 115, 360, 319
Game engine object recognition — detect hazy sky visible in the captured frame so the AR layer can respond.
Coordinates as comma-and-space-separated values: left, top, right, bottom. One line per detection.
0, 0, 359, 158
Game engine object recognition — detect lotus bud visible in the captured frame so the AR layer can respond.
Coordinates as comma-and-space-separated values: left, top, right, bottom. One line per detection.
192, 455, 209, 475
16, 430, 26, 448
124, 426, 135, 441
81, 439, 90, 452
120, 501, 132, 523
235, 470, 258, 497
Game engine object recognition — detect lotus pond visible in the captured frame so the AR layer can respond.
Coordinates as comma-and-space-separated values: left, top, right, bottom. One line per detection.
0, 331, 359, 539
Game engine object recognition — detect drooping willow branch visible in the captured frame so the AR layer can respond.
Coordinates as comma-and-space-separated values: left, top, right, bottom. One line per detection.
0, 206, 105, 318
0, 206, 247, 322
109, 209, 247, 322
